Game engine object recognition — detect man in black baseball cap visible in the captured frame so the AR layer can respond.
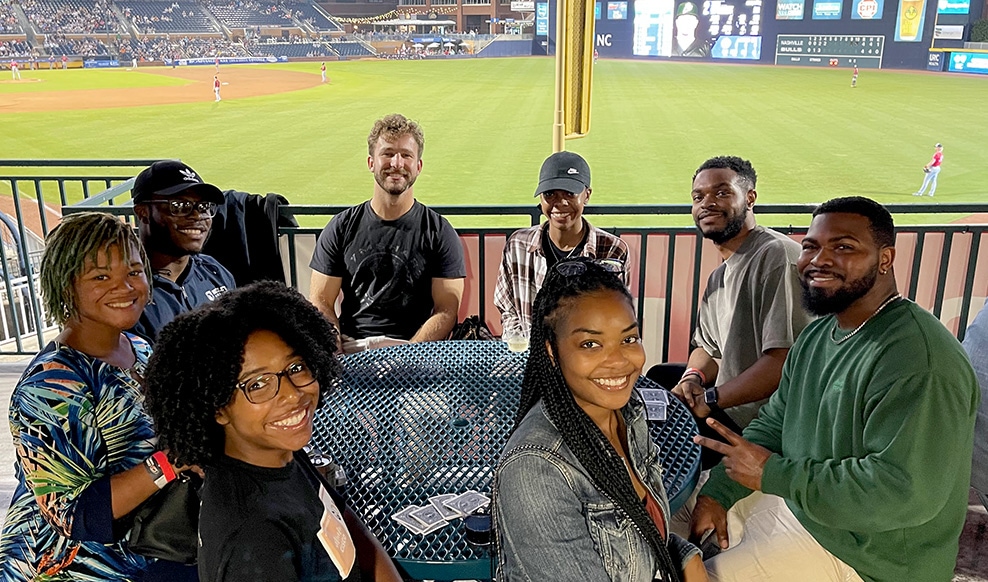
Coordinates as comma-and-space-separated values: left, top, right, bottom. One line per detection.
131, 160, 236, 342
494, 151, 631, 336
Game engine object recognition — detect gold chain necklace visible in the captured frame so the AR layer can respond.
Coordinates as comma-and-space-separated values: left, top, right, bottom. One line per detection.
830, 293, 902, 345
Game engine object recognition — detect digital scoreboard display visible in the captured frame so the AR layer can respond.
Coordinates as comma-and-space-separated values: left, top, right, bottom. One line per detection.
775, 35, 885, 67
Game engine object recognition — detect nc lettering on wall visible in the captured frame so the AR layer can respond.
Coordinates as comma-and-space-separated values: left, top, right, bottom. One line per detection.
596, 33, 613, 46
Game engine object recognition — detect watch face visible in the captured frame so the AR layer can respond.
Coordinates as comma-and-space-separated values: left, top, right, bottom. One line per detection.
704, 388, 718, 406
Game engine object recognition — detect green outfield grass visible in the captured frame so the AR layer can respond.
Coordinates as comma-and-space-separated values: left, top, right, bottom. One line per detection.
1, 58, 986, 228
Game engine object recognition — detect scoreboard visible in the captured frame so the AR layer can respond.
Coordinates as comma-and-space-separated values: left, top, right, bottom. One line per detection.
775, 35, 885, 68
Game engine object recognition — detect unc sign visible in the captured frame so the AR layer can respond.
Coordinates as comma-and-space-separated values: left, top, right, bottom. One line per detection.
596, 33, 612, 46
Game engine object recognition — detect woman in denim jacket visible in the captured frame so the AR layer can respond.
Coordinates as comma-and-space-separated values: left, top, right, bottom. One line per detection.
494, 258, 707, 582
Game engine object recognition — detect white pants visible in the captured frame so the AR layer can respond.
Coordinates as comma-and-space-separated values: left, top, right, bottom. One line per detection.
704, 492, 863, 582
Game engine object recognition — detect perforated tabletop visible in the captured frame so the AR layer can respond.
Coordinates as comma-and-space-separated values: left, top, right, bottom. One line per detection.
309, 340, 701, 581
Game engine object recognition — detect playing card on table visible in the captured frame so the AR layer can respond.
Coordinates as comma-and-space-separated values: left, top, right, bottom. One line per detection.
428, 494, 463, 519
443, 491, 490, 516
409, 505, 447, 529
639, 389, 669, 405
645, 401, 667, 422
392, 505, 427, 534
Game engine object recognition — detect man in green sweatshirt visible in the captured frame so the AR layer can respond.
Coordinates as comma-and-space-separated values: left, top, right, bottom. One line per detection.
689, 196, 980, 582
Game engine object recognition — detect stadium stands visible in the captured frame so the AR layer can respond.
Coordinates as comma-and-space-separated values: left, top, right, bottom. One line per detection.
327, 39, 372, 57
117, 1, 218, 34
283, 1, 340, 32
118, 35, 247, 60
249, 40, 331, 57
206, 0, 293, 28
0, 0, 23, 33
20, 0, 122, 33
0, 39, 32, 57
43, 33, 109, 55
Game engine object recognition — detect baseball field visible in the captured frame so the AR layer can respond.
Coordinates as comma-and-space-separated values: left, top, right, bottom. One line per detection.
1, 56, 986, 227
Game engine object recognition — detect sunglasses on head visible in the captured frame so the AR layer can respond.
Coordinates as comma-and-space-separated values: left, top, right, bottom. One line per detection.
554, 258, 624, 277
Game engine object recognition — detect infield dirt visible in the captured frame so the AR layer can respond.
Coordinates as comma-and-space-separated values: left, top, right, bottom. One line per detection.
0, 66, 320, 113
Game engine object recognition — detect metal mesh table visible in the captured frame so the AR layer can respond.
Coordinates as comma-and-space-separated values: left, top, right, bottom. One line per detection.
309, 341, 701, 581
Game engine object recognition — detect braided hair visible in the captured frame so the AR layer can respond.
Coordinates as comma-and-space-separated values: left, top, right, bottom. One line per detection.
143, 281, 340, 468
514, 257, 682, 582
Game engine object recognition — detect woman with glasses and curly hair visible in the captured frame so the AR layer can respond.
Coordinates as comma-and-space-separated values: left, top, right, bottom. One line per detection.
493, 257, 707, 582
144, 281, 400, 582
0, 212, 198, 581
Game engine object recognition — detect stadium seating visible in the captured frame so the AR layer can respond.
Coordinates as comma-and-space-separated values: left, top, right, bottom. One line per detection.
0, 0, 23, 33
0, 39, 32, 57
43, 34, 109, 55
118, 1, 218, 34
249, 41, 331, 58
20, 0, 122, 34
206, 0, 293, 28
282, 1, 340, 32
119, 35, 247, 60
327, 40, 373, 57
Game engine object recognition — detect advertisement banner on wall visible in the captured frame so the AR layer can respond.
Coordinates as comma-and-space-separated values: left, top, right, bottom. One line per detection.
851, 0, 884, 19
536, 2, 549, 35
948, 52, 988, 73
927, 51, 944, 70
894, 0, 927, 41
936, 0, 969, 14
510, 1, 535, 10
933, 24, 964, 38
776, 0, 806, 18
812, 0, 844, 19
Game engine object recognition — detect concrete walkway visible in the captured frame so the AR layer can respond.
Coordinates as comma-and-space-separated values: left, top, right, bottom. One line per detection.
0, 358, 985, 579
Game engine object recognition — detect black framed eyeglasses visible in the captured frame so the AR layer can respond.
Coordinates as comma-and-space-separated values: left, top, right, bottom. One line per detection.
554, 258, 624, 277
235, 360, 316, 404
148, 199, 218, 218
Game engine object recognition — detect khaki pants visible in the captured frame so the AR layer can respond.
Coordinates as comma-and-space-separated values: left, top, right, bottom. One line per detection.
705, 492, 864, 582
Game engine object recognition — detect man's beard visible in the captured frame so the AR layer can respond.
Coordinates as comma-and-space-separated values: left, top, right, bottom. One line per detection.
699, 206, 747, 245
799, 264, 878, 316
375, 169, 416, 196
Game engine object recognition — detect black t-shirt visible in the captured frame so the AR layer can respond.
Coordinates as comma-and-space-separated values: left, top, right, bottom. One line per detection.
309, 200, 465, 340
198, 455, 361, 582
540, 225, 589, 270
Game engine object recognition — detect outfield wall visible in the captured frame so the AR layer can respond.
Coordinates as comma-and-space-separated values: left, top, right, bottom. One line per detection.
543, 0, 982, 70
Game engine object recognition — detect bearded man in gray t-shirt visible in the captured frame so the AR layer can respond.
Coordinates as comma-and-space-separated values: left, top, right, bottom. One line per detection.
672, 156, 813, 458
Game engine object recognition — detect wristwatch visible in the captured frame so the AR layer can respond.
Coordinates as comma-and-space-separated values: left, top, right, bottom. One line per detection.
704, 386, 720, 408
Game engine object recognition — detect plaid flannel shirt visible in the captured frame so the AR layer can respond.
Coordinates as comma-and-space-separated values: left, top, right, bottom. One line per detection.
494, 221, 631, 336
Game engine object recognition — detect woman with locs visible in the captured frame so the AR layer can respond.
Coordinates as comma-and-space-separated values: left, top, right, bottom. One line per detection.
0, 212, 199, 581
494, 257, 708, 581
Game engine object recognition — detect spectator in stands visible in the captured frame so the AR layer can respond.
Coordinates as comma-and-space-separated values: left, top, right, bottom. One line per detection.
131, 160, 236, 342
494, 257, 707, 581
143, 282, 402, 582
0, 212, 199, 582
495, 151, 630, 339
689, 196, 979, 582
309, 113, 464, 352
671, 156, 811, 468
963, 299, 988, 502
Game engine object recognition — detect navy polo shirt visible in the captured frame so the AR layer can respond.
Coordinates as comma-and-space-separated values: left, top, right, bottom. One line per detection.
132, 254, 236, 343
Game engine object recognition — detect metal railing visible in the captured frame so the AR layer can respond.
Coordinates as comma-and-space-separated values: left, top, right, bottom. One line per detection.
276, 203, 988, 365
8, 168, 986, 365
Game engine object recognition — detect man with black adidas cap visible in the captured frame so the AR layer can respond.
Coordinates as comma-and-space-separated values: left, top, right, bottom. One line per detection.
131, 160, 236, 342
495, 151, 630, 337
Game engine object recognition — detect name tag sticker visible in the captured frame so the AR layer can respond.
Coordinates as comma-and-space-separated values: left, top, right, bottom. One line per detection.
316, 485, 356, 578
